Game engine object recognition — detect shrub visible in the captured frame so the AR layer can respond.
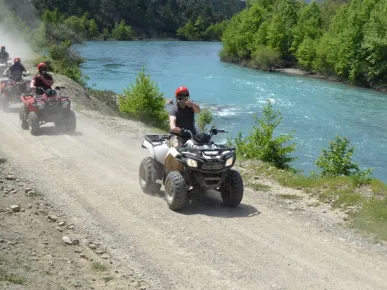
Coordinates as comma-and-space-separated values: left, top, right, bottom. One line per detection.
251, 46, 282, 71
228, 100, 296, 169
316, 135, 360, 177
88, 89, 119, 112
111, 20, 134, 40
118, 67, 168, 129
196, 107, 214, 132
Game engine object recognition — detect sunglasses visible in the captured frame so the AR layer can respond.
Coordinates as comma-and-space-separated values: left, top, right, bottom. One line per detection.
177, 94, 189, 100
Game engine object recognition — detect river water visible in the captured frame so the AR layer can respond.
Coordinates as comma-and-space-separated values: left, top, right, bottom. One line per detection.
74, 41, 387, 182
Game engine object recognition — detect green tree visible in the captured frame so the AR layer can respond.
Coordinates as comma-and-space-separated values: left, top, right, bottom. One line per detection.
111, 20, 134, 40
88, 19, 100, 39
316, 135, 360, 177
196, 108, 214, 132
118, 68, 168, 128
228, 100, 296, 169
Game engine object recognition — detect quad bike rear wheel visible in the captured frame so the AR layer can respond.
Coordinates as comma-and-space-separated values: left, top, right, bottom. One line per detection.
220, 170, 244, 207
19, 106, 29, 130
139, 157, 162, 194
164, 171, 187, 210
64, 110, 76, 133
2, 96, 9, 112
28, 111, 40, 135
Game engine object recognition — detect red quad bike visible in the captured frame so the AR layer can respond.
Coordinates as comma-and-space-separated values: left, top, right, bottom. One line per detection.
19, 86, 77, 136
1, 73, 31, 112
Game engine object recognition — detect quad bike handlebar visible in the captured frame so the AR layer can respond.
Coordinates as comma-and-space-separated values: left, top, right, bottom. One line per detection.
170, 128, 228, 139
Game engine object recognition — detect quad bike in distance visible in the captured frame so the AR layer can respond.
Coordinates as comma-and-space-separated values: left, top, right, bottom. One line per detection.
1, 73, 31, 112
0, 58, 11, 75
139, 128, 244, 211
19, 86, 77, 136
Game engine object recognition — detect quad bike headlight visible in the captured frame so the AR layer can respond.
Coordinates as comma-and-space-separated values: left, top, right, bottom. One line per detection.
187, 158, 198, 168
225, 157, 234, 167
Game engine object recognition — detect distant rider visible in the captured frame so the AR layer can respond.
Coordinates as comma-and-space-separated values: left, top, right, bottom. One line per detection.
0, 46, 9, 63
3, 57, 28, 81
169, 86, 201, 147
30, 62, 54, 95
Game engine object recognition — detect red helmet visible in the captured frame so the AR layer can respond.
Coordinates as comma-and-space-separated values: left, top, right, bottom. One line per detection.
175, 86, 189, 98
14, 57, 21, 63
0, 46, 5, 50
37, 62, 47, 70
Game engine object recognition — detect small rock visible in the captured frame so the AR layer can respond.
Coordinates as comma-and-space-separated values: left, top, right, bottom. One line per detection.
28, 191, 36, 196
140, 286, 146, 290
0, 239, 5, 243
5, 175, 16, 180
48, 215, 58, 222
25, 188, 32, 193
62, 236, 73, 245
10, 205, 21, 212
88, 243, 97, 250
80, 253, 86, 259
72, 239, 80, 245
96, 249, 104, 255
56, 227, 64, 232
58, 221, 66, 226
10, 189, 17, 194
27, 204, 32, 209
67, 225, 74, 229
102, 254, 109, 259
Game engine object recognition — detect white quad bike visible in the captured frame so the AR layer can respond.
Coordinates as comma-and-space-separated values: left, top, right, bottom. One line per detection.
139, 128, 244, 211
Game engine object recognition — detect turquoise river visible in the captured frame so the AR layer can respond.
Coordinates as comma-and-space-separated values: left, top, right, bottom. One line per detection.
74, 41, 387, 182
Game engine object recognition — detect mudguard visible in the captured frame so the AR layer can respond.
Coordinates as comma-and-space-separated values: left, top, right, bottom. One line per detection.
142, 140, 155, 159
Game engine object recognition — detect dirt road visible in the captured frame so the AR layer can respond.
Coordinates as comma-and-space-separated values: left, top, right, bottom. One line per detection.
1, 101, 387, 289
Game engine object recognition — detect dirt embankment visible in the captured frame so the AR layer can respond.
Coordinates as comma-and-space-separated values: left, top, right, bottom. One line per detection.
1, 74, 387, 290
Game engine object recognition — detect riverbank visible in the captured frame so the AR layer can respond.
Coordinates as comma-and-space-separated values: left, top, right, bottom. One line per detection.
221, 58, 387, 93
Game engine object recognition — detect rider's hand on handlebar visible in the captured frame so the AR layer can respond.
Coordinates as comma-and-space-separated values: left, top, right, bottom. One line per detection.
171, 127, 181, 134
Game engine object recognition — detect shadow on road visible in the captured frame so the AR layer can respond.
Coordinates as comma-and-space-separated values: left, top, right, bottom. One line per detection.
2, 107, 20, 113
145, 187, 260, 218
35, 126, 83, 137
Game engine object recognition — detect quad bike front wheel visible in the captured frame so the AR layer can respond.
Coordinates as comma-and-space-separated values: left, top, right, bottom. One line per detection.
19, 106, 29, 130
220, 170, 244, 207
28, 111, 40, 136
164, 171, 187, 210
139, 157, 162, 194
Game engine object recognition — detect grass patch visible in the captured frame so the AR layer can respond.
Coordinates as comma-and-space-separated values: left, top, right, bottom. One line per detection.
350, 198, 387, 241
238, 160, 387, 241
277, 194, 302, 200
102, 276, 114, 283
91, 262, 108, 272
0, 275, 25, 285
250, 183, 271, 192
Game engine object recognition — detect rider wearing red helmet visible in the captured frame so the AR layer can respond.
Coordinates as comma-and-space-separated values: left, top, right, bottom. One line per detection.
30, 62, 54, 94
3, 57, 28, 81
0, 46, 9, 63
169, 86, 201, 147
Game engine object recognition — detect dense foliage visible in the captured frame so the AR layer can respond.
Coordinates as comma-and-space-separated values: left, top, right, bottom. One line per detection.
220, 0, 387, 88
8, 0, 245, 41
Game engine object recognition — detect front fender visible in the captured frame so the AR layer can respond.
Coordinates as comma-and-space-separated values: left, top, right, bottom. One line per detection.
141, 140, 155, 159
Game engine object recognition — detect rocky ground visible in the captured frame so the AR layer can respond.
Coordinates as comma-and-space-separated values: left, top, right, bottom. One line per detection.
0, 158, 147, 290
